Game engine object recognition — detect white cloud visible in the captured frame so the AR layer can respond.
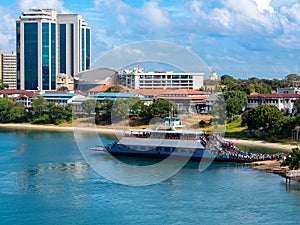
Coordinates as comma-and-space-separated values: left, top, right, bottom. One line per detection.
281, 3, 300, 22
18, 0, 64, 12
253, 0, 274, 12
224, 0, 279, 33
139, 1, 170, 30
189, 0, 203, 17
209, 8, 232, 29
0, 7, 16, 53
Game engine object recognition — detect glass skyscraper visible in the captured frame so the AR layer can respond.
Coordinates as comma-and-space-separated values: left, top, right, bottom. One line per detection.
16, 9, 91, 90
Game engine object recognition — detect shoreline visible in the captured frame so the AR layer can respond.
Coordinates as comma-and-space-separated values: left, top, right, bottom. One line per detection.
0, 123, 295, 151
224, 138, 295, 152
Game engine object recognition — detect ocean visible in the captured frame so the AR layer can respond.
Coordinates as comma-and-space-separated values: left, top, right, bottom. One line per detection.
1, 128, 300, 225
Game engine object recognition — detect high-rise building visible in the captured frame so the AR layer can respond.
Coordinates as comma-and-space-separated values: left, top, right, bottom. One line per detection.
0, 50, 2, 81
1, 52, 17, 89
16, 9, 91, 91
57, 14, 91, 76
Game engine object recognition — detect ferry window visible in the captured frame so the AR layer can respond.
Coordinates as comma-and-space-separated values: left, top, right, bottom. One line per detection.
173, 148, 178, 152
182, 148, 187, 153
156, 147, 162, 152
188, 149, 195, 153
165, 147, 170, 152
198, 150, 203, 155
118, 145, 122, 149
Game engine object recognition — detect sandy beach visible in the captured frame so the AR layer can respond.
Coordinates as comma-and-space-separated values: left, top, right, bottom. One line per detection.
224, 138, 295, 151
0, 123, 295, 151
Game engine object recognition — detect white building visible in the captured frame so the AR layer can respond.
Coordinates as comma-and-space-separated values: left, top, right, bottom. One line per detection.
277, 87, 300, 94
1, 52, 17, 89
57, 14, 91, 76
118, 67, 204, 90
16, 9, 91, 91
247, 93, 300, 115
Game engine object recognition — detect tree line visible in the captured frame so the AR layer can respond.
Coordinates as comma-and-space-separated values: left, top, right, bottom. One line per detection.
0, 96, 178, 126
0, 96, 73, 125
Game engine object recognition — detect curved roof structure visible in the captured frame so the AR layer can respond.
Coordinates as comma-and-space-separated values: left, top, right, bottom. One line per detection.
74, 68, 118, 92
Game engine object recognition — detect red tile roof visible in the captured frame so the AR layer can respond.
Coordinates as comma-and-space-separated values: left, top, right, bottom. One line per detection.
130, 89, 170, 97
249, 93, 300, 98
89, 84, 129, 92
131, 88, 208, 97
0, 90, 38, 98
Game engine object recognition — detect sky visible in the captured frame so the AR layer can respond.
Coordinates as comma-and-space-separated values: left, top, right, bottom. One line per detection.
0, 0, 300, 79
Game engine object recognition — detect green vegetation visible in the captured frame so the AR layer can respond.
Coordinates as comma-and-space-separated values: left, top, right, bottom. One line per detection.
0, 98, 25, 123
281, 147, 300, 169
219, 74, 300, 94
0, 80, 9, 90
0, 97, 73, 125
95, 99, 178, 125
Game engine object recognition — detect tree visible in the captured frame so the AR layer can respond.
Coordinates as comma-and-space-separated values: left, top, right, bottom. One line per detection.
96, 100, 113, 124
48, 104, 70, 125
0, 98, 27, 123
294, 97, 300, 114
226, 98, 241, 118
81, 99, 97, 116
111, 98, 131, 122
8, 103, 26, 122
0, 98, 13, 123
224, 91, 248, 116
31, 96, 48, 118
0, 80, 9, 90
105, 85, 127, 93
220, 75, 237, 86
281, 148, 300, 170
148, 99, 178, 120
242, 105, 283, 135
285, 74, 300, 82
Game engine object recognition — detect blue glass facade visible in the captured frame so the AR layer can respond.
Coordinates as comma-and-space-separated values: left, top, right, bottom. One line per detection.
18, 11, 91, 91
16, 21, 21, 89
86, 28, 91, 70
42, 23, 50, 90
70, 24, 74, 76
51, 23, 56, 90
60, 24, 66, 74
24, 23, 38, 90
81, 28, 85, 71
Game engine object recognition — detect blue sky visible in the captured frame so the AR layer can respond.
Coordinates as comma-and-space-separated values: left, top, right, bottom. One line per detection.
1, 0, 300, 79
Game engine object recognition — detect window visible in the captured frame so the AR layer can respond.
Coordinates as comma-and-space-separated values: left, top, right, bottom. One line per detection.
59, 24, 66, 74
24, 23, 38, 90
164, 147, 170, 152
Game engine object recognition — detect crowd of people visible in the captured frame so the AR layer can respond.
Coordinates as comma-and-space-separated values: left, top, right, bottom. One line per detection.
202, 133, 288, 162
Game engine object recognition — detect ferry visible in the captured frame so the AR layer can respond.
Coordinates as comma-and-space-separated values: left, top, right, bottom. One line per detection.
90, 117, 256, 162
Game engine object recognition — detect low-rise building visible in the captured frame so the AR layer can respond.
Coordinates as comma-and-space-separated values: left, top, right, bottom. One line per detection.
0, 90, 38, 108
38, 92, 76, 107
277, 87, 300, 94
56, 74, 74, 91
132, 88, 208, 114
88, 92, 152, 105
247, 92, 300, 115
118, 67, 204, 90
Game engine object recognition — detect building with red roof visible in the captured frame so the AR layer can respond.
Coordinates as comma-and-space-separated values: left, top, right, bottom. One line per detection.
247, 92, 300, 115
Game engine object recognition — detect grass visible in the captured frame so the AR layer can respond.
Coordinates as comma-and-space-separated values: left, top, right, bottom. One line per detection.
224, 117, 248, 138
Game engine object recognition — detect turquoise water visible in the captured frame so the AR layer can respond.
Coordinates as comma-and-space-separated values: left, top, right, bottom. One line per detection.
1, 128, 300, 225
